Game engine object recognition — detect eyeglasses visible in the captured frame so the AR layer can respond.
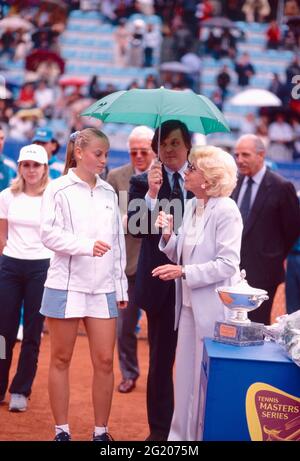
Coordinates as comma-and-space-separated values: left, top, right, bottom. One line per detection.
186, 162, 197, 172
130, 149, 151, 157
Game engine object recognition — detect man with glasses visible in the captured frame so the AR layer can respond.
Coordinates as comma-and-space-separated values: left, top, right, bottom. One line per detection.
107, 126, 155, 394
232, 133, 300, 325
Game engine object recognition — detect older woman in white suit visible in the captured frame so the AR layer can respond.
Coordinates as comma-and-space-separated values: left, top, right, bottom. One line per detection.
152, 145, 243, 441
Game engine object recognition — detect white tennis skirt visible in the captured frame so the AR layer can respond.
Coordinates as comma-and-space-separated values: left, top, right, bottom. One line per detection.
40, 288, 118, 319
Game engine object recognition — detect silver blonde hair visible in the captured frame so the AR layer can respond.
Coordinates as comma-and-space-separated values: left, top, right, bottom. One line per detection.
189, 145, 238, 197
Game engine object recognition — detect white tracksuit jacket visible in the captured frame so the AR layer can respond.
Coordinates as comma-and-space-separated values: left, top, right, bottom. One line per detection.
40, 169, 128, 301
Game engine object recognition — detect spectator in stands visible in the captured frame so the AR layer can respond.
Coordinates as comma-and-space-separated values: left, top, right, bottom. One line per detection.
88, 75, 105, 100
224, 0, 246, 21
160, 24, 176, 64
268, 113, 294, 162
285, 55, 300, 85
181, 52, 202, 92
136, 0, 154, 15
107, 126, 155, 395
34, 80, 55, 118
114, 18, 130, 66
128, 120, 194, 441
268, 73, 286, 105
216, 64, 231, 104
8, 112, 35, 142
195, 0, 214, 23
143, 23, 160, 68
232, 134, 300, 325
242, 0, 271, 23
39, 128, 128, 442
128, 19, 145, 67
234, 52, 255, 87
127, 80, 140, 90
0, 126, 16, 191
16, 82, 36, 109
283, 29, 296, 51
211, 88, 223, 111
0, 29, 16, 60
204, 29, 221, 58
172, 21, 194, 61
291, 117, 300, 160
0, 144, 51, 411
284, 0, 300, 16
32, 128, 64, 179
218, 28, 237, 60
144, 73, 159, 89
239, 113, 256, 135
265, 21, 281, 50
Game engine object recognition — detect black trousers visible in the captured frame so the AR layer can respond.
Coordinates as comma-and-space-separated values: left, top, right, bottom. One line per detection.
146, 289, 178, 438
248, 284, 278, 325
0, 255, 50, 398
117, 275, 140, 381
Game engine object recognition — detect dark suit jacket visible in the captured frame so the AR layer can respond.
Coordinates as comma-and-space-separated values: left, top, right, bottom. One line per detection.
107, 163, 141, 277
128, 167, 193, 314
232, 169, 300, 288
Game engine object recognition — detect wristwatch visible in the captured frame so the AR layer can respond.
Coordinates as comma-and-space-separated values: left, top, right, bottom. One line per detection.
181, 266, 186, 280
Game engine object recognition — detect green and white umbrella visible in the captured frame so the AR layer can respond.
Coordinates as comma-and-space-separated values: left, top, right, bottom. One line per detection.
81, 87, 230, 135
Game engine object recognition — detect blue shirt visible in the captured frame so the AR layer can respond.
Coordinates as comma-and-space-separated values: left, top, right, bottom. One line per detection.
0, 154, 17, 192
49, 154, 64, 179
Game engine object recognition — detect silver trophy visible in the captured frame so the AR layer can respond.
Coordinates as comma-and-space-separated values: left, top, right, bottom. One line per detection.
214, 270, 269, 346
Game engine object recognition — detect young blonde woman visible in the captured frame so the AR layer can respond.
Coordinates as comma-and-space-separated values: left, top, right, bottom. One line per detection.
40, 128, 128, 442
0, 144, 51, 412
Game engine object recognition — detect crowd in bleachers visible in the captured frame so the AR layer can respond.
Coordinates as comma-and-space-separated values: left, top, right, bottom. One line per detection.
0, 0, 300, 166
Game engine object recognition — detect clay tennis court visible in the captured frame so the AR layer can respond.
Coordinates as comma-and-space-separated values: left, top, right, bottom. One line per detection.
0, 286, 285, 441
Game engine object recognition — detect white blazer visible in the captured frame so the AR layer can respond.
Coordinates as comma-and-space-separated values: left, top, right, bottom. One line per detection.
159, 196, 243, 335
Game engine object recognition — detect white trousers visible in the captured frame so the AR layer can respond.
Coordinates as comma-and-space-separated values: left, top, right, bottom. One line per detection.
168, 304, 204, 441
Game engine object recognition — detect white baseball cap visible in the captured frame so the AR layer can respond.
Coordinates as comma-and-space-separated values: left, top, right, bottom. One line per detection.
18, 144, 48, 164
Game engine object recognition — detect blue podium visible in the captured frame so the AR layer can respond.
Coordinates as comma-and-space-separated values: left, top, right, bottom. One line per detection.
199, 338, 300, 441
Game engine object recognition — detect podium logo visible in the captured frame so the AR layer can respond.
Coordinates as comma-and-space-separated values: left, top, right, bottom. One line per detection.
246, 383, 300, 441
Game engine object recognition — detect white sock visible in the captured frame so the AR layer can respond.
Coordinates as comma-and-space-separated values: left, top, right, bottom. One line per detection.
55, 424, 70, 436
94, 426, 107, 436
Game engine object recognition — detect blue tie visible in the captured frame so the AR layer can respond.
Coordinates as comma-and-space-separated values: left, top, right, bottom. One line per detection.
170, 172, 184, 215
240, 177, 254, 224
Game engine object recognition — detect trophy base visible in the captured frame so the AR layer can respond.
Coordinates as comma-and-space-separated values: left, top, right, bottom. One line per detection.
214, 321, 264, 346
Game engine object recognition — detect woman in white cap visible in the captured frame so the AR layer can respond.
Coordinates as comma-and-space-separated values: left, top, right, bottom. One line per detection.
0, 144, 51, 413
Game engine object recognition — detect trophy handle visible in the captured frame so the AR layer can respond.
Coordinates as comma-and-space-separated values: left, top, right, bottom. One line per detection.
252, 294, 269, 303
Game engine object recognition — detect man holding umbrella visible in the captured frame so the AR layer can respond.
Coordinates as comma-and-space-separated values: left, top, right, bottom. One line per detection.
128, 120, 193, 441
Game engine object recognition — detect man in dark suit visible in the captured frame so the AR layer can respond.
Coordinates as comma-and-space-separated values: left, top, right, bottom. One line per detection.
232, 134, 300, 324
128, 120, 193, 441
107, 126, 155, 394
